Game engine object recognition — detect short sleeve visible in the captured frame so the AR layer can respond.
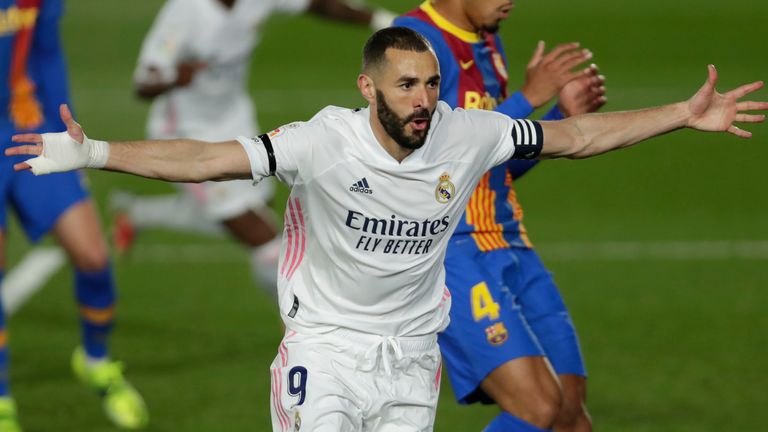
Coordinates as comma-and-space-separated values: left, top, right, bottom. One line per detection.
479, 112, 544, 168
271, 0, 311, 14
134, 0, 193, 83
236, 121, 312, 187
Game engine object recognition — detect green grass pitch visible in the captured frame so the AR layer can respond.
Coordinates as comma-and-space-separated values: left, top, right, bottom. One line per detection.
4, 0, 767, 430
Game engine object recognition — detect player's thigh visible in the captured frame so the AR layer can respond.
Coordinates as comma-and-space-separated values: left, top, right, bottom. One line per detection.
480, 355, 561, 416
51, 199, 109, 271
221, 210, 277, 247
9, 169, 90, 243
554, 373, 592, 430
270, 332, 362, 432
440, 247, 544, 403
371, 404, 436, 432
182, 178, 275, 222
512, 249, 586, 377
370, 351, 441, 432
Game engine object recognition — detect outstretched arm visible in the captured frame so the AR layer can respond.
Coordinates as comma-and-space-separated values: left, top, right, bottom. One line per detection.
308, 0, 395, 30
540, 65, 768, 159
6, 104, 252, 182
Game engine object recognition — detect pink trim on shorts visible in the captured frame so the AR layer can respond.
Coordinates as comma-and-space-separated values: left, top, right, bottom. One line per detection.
439, 287, 452, 309
277, 368, 291, 428
281, 198, 306, 280
271, 368, 289, 431
435, 361, 442, 391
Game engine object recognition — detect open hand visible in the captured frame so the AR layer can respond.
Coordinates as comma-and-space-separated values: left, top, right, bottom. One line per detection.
687, 65, 768, 137
5, 104, 105, 174
558, 64, 607, 116
521, 41, 594, 108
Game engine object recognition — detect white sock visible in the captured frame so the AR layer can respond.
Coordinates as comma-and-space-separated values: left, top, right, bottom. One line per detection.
126, 193, 225, 237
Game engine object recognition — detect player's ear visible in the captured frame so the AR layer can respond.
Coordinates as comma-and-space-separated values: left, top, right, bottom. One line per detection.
358, 74, 376, 104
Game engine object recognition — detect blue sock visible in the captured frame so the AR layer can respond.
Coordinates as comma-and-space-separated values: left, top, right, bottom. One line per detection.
75, 264, 116, 359
484, 412, 552, 432
0, 271, 9, 396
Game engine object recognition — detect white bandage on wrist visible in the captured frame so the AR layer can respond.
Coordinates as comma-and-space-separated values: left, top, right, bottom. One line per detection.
26, 132, 110, 175
87, 138, 110, 168
370, 9, 396, 31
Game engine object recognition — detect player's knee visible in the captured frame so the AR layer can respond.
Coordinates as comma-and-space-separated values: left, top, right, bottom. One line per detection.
554, 402, 592, 432
496, 385, 563, 429
69, 244, 109, 271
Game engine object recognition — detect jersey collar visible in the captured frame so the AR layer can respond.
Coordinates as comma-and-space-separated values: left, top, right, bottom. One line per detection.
419, 1, 481, 44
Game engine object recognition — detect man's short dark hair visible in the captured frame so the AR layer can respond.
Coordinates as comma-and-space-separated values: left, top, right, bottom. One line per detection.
362, 27, 433, 73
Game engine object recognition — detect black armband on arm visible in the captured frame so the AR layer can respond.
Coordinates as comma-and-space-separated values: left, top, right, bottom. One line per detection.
510, 119, 543, 160
257, 133, 276, 176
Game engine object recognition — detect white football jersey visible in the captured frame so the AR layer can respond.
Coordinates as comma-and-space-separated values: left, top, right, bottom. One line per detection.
238, 101, 543, 337
136, 0, 309, 141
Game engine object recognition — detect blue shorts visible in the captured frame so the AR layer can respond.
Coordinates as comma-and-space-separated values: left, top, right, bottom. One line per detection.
0, 151, 89, 242
439, 237, 586, 404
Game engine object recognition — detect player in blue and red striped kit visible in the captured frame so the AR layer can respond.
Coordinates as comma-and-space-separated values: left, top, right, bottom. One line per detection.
0, 1, 146, 430
396, 1, 605, 430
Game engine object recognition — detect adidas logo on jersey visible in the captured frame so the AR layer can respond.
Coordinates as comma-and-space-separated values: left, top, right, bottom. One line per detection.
349, 177, 373, 195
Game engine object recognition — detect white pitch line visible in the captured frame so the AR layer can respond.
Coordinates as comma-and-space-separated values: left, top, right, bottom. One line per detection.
3, 247, 66, 316
3, 241, 759, 312
125, 240, 768, 264
538, 240, 768, 261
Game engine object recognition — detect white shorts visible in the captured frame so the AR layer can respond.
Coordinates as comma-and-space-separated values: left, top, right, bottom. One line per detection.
180, 177, 275, 221
270, 329, 442, 432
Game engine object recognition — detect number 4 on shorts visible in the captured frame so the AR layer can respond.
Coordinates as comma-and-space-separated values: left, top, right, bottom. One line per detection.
471, 281, 500, 321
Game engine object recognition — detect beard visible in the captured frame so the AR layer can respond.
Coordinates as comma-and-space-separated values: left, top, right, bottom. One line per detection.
480, 22, 500, 34
375, 90, 431, 150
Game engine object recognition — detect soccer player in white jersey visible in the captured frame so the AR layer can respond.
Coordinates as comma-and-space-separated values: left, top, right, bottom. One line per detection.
112, 0, 396, 292
7, 27, 767, 432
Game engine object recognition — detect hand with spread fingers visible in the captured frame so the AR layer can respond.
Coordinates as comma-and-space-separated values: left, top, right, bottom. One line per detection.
521, 41, 595, 108
558, 63, 607, 116
687, 65, 768, 137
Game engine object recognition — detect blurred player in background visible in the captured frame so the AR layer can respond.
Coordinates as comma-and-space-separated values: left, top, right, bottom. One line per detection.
0, 0, 146, 430
111, 0, 396, 294
395, 1, 605, 430
7, 27, 766, 431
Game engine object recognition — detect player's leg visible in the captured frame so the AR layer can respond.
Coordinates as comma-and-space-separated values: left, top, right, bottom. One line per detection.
513, 249, 592, 432
0, 162, 21, 431
0, 229, 20, 432
0, 229, 7, 398
221, 208, 280, 295
480, 356, 562, 430
190, 179, 280, 294
11, 170, 147, 429
366, 339, 441, 432
440, 243, 560, 431
554, 374, 591, 432
111, 189, 226, 239
270, 331, 362, 432
52, 199, 114, 358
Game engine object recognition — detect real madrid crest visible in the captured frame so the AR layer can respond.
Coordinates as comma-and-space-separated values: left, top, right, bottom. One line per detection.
435, 172, 455, 204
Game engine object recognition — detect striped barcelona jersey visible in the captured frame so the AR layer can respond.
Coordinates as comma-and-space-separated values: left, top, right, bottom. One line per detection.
395, 1, 533, 250
0, 0, 69, 142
